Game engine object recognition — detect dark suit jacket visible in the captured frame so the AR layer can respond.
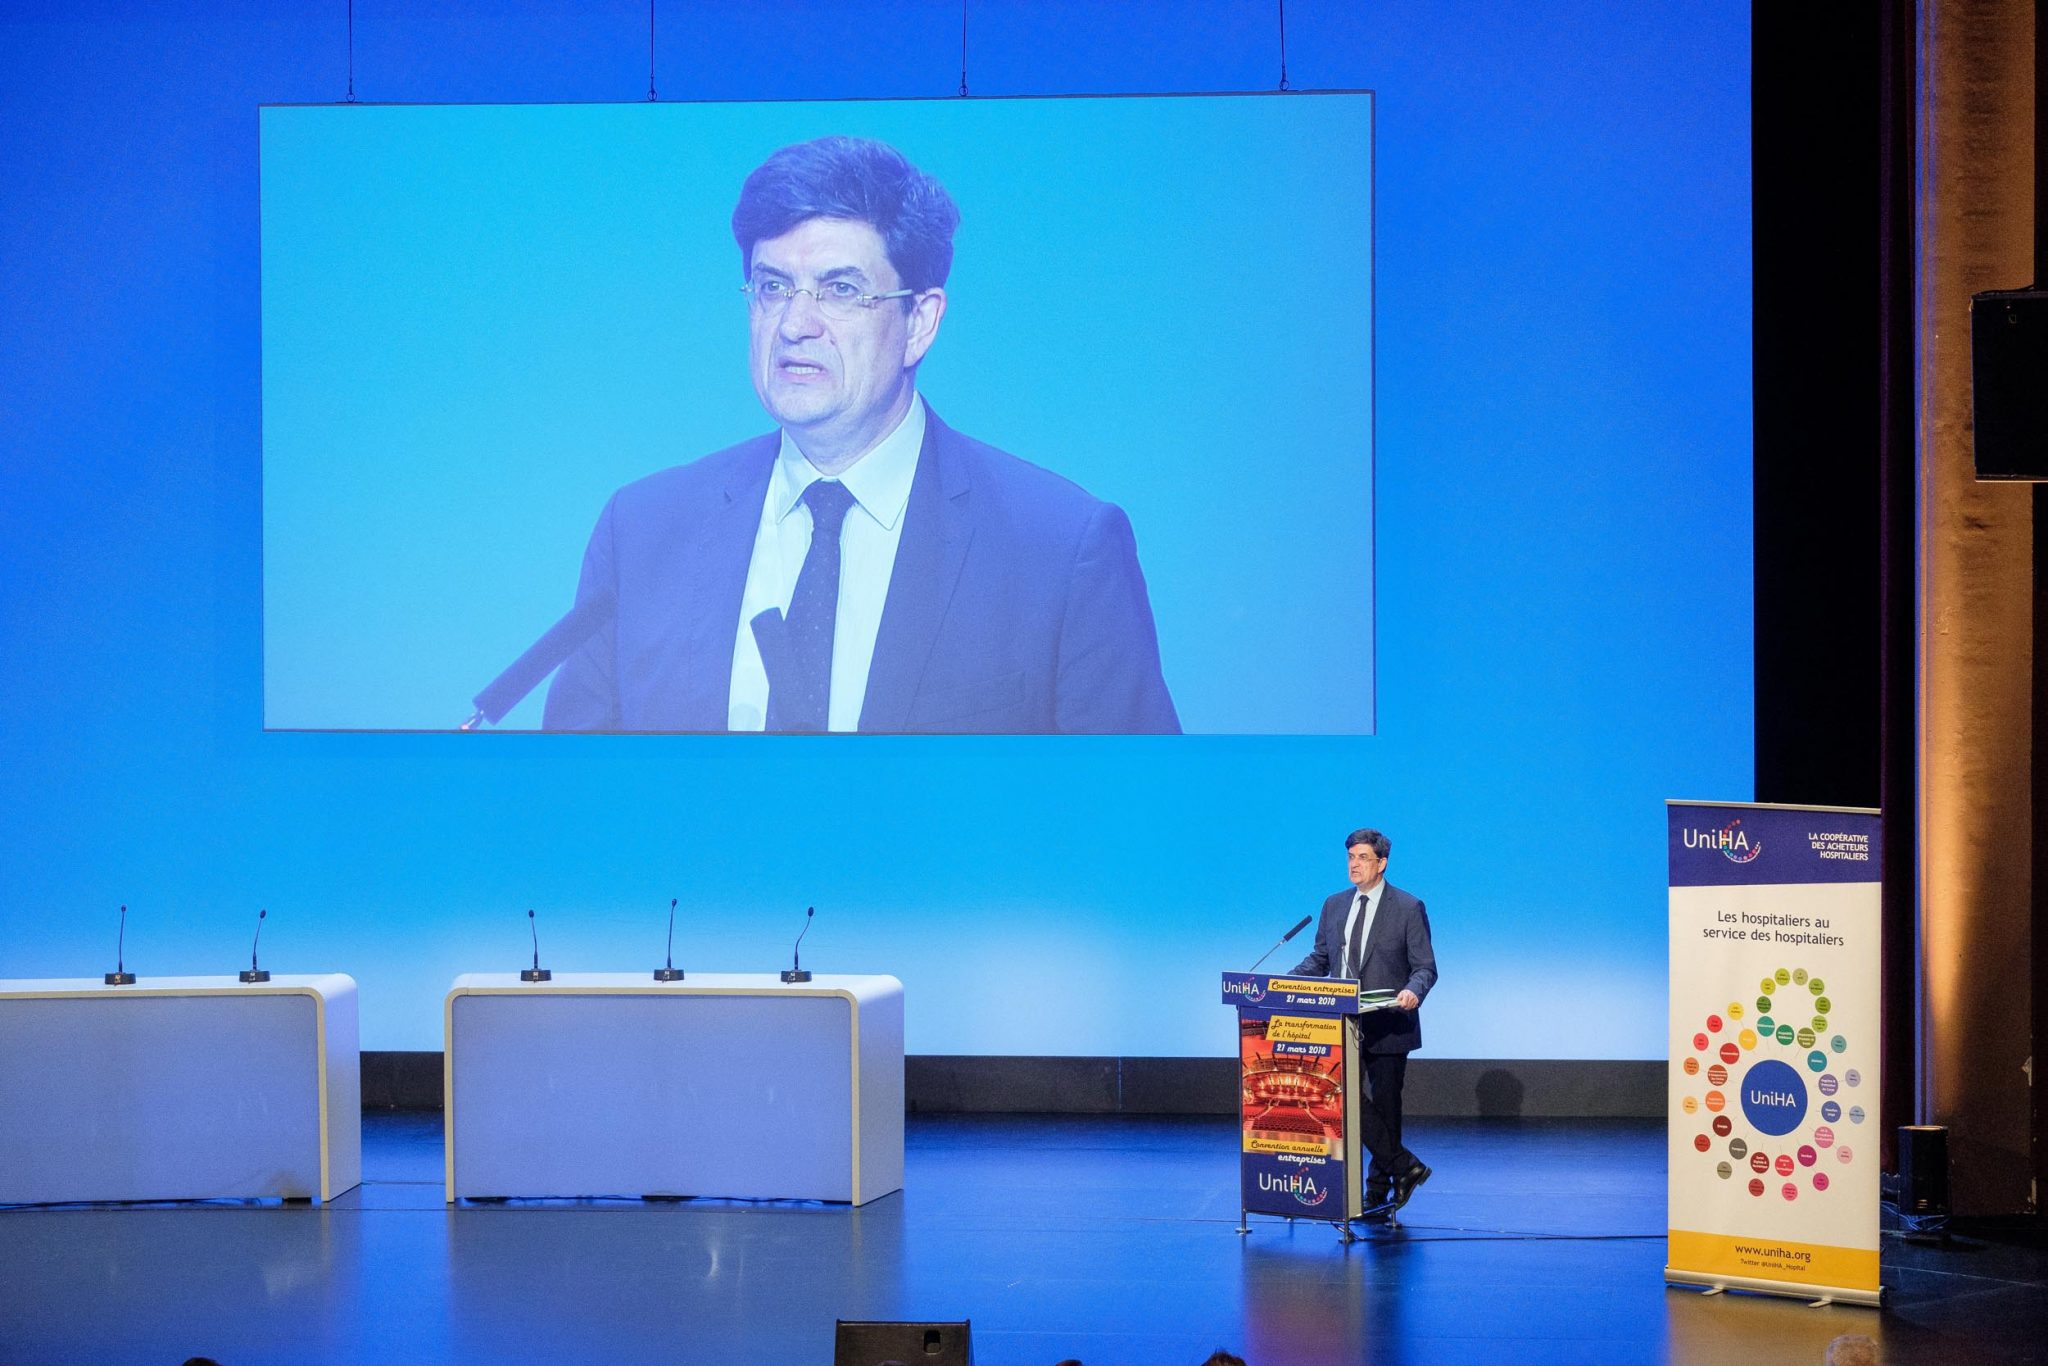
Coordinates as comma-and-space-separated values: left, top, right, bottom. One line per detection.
542, 408, 1179, 733
1291, 881, 1437, 1054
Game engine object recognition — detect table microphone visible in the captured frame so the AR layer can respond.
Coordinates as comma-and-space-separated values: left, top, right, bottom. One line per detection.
653, 896, 684, 981
1247, 915, 1313, 973
520, 908, 552, 982
104, 903, 137, 985
240, 907, 272, 983
780, 906, 815, 983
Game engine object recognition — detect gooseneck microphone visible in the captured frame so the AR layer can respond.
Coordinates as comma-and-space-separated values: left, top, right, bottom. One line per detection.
1247, 915, 1314, 973
240, 907, 272, 983
654, 896, 684, 981
461, 589, 618, 729
780, 906, 815, 983
104, 904, 137, 985
520, 908, 552, 982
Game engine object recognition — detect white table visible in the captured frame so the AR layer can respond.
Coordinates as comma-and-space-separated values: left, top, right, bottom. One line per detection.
444, 973, 903, 1205
0, 975, 361, 1204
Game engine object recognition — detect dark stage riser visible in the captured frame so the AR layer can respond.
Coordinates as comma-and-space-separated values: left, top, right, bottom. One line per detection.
360, 1050, 1663, 1118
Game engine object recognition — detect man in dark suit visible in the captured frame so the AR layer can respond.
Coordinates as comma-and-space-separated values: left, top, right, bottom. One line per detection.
542, 135, 1178, 734
1293, 827, 1438, 1213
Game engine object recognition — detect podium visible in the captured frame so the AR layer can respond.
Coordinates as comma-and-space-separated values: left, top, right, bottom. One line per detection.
0, 975, 362, 1204
1221, 971, 1394, 1237
444, 973, 903, 1204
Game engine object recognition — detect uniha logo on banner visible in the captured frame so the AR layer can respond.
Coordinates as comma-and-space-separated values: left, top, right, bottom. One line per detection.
1683, 818, 1762, 864
1677, 964, 1865, 1202
1257, 1169, 1329, 1208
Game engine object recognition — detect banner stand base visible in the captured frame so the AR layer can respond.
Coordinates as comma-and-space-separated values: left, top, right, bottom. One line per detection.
1665, 1269, 1884, 1308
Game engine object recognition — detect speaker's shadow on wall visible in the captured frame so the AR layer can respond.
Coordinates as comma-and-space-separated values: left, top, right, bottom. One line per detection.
1474, 1068, 1526, 1117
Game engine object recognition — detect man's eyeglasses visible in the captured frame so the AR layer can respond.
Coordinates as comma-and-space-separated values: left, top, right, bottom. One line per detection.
742, 277, 916, 322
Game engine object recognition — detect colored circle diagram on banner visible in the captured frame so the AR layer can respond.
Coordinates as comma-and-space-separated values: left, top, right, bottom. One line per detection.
1680, 964, 1862, 1199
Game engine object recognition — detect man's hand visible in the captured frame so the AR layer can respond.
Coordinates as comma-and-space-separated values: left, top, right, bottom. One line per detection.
1395, 989, 1420, 1011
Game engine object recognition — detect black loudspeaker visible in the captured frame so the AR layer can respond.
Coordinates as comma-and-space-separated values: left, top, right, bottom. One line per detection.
1972, 288, 2048, 479
834, 1320, 973, 1366
1896, 1124, 1951, 1215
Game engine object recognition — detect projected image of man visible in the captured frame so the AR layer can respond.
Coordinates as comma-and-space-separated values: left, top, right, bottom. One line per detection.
1293, 827, 1437, 1214
543, 135, 1179, 734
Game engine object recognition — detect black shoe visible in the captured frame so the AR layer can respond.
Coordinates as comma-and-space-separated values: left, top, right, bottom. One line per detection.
1390, 1160, 1431, 1211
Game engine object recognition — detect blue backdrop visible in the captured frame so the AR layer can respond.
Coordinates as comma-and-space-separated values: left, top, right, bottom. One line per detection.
0, 0, 1751, 1057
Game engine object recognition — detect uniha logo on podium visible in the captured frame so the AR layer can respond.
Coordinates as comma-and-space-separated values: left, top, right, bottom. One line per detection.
1256, 1169, 1329, 1208
1221, 975, 1269, 1005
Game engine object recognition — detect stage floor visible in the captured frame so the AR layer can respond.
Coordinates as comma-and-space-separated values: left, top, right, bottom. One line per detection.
2, 1115, 2042, 1364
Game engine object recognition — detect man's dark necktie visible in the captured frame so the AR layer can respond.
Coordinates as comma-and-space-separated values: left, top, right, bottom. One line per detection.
763, 479, 857, 732
1346, 898, 1369, 980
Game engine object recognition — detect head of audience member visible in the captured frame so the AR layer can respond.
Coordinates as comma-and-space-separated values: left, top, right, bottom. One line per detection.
1824, 1335, 1877, 1366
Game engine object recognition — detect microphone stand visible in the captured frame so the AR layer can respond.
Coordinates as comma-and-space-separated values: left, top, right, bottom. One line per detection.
240, 908, 271, 982
104, 903, 136, 985
520, 908, 552, 981
1247, 916, 1313, 973
654, 897, 684, 981
780, 906, 815, 983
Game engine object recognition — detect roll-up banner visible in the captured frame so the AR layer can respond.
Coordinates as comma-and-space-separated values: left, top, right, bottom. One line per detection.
1665, 800, 1883, 1307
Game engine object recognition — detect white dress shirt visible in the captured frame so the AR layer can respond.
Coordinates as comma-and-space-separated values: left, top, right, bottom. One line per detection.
1340, 880, 1385, 979
727, 396, 926, 732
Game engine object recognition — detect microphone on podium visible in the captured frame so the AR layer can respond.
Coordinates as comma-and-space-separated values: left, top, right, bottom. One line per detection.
461, 589, 617, 729
653, 897, 684, 981
104, 903, 137, 985
240, 908, 272, 983
1247, 915, 1313, 973
780, 906, 815, 983
520, 908, 552, 982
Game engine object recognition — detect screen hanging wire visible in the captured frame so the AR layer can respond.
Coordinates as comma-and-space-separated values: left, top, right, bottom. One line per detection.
647, 0, 658, 101
345, 0, 357, 102
1277, 0, 1291, 91
959, 0, 970, 97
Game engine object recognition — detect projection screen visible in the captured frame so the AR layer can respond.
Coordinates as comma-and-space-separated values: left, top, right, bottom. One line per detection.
261, 94, 1375, 736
